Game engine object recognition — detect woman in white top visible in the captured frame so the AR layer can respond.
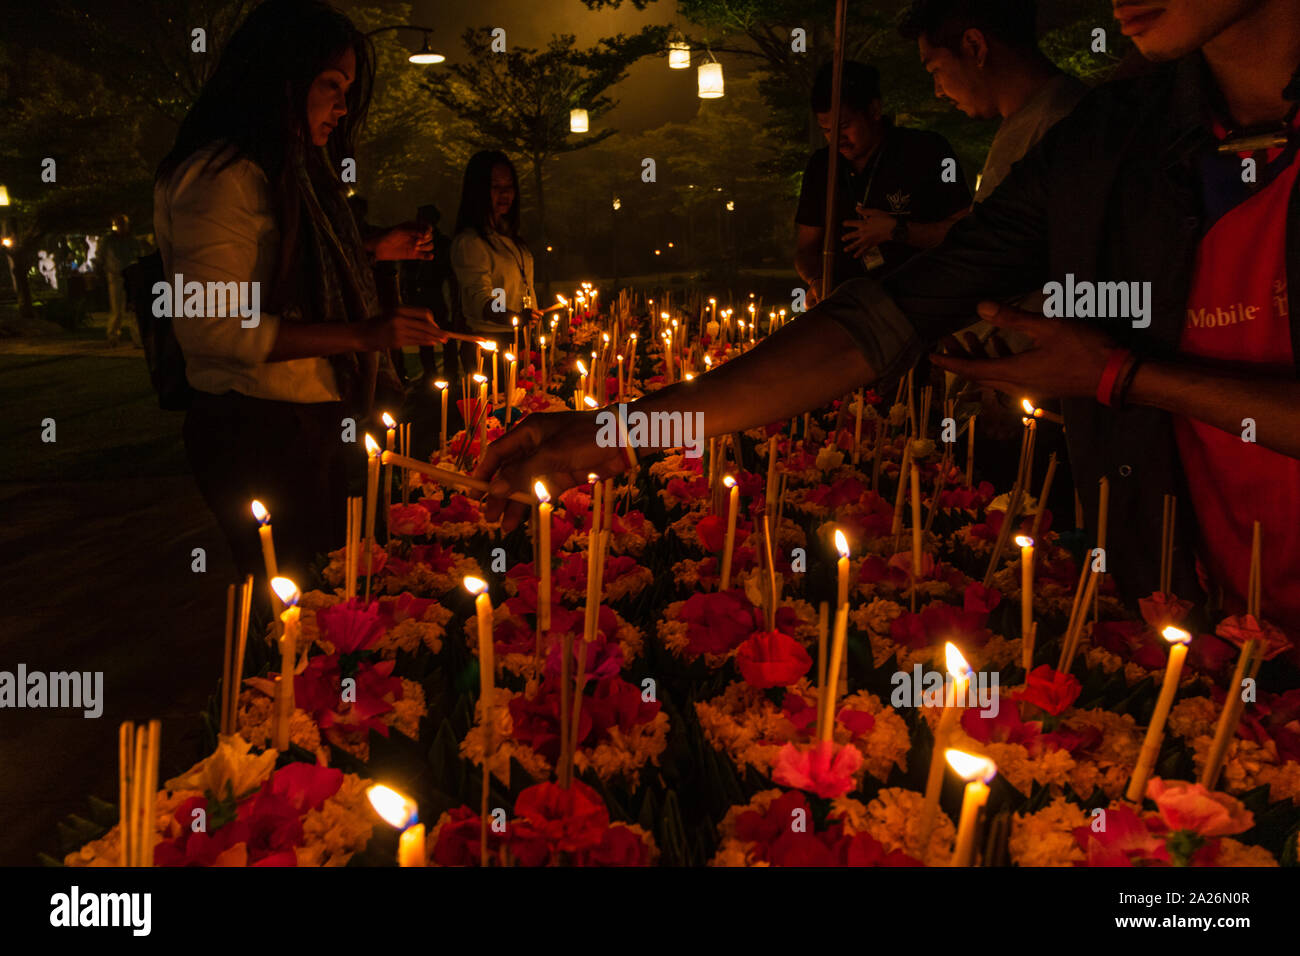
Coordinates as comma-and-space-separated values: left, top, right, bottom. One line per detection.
449, 151, 543, 368
153, 0, 445, 586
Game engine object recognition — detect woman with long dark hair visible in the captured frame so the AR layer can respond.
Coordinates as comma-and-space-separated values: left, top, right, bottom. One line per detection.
154, 0, 445, 586
450, 151, 542, 366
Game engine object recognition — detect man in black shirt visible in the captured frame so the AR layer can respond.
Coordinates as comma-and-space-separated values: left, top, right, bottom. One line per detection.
795, 60, 971, 305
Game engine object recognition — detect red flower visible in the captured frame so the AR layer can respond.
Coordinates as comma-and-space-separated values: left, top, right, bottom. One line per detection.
734, 789, 808, 851
962, 703, 1040, 748
963, 582, 1003, 616
512, 780, 609, 853
1138, 591, 1194, 629
388, 503, 432, 537
268, 763, 343, 814
696, 513, 750, 554
316, 601, 386, 655
837, 830, 924, 867
575, 824, 650, 866
431, 806, 491, 866
836, 707, 876, 737
735, 631, 812, 689
678, 590, 759, 656
1215, 614, 1294, 662
1146, 778, 1253, 837
781, 692, 818, 735
1073, 804, 1168, 866
1011, 665, 1082, 716
772, 740, 863, 798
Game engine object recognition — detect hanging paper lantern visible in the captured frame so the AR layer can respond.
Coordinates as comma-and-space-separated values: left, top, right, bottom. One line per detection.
697, 62, 724, 99
570, 109, 589, 133
668, 40, 691, 70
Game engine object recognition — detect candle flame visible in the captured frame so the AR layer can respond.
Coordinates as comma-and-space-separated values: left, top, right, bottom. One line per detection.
1162, 625, 1192, 645
364, 434, 380, 456
472, 373, 487, 384
504, 353, 516, 363
834, 528, 849, 558
270, 576, 300, 606
945, 642, 972, 680
556, 294, 568, 306
630, 332, 637, 340
684, 372, 695, 381
723, 474, 736, 489
478, 340, 498, 352
366, 784, 417, 829
603, 332, 610, 343
1022, 417, 1033, 426
463, 576, 488, 596
540, 336, 547, 346
587, 473, 599, 484
945, 749, 997, 783
534, 481, 550, 504
512, 316, 519, 327
1021, 399, 1036, 415
583, 395, 598, 408
433, 380, 449, 390
250, 499, 269, 524
617, 354, 624, 361
1015, 534, 1034, 548
382, 412, 396, 429
576, 359, 588, 376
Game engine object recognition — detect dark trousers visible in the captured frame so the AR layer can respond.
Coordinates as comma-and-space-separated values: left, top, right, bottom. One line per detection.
183, 390, 350, 593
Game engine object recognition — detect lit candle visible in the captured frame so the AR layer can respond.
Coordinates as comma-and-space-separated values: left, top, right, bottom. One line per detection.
719, 475, 739, 591
363, 435, 380, 601
535, 482, 552, 632
366, 785, 424, 867
465, 576, 495, 866
434, 380, 449, 453
269, 576, 300, 752
1126, 626, 1192, 801
918, 643, 972, 858
1016, 534, 1035, 669
504, 352, 517, 424
617, 353, 624, 400
834, 528, 850, 609
382, 411, 396, 512
819, 605, 850, 742
946, 749, 997, 867
539, 336, 547, 389
576, 359, 588, 401
250, 499, 278, 584
512, 314, 519, 356
473, 373, 489, 458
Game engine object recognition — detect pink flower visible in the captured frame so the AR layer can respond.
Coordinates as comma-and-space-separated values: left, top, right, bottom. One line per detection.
1215, 614, 1294, 662
772, 740, 863, 799
388, 504, 432, 537
1146, 778, 1253, 837
315, 600, 386, 654
1138, 591, 1194, 629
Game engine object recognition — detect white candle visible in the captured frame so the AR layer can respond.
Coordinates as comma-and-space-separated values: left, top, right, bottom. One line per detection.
363, 435, 380, 601
946, 749, 996, 867
1126, 626, 1192, 801
719, 475, 739, 591
535, 482, 552, 632
434, 380, 449, 453
270, 577, 301, 751
918, 643, 972, 859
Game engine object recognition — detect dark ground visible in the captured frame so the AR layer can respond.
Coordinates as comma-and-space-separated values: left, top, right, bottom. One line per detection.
0, 316, 458, 865
0, 327, 235, 865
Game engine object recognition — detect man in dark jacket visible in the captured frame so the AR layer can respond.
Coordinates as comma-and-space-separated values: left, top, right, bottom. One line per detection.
477, 0, 1300, 644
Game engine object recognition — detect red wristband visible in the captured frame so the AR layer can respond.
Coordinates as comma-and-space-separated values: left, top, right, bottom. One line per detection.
1096, 348, 1132, 407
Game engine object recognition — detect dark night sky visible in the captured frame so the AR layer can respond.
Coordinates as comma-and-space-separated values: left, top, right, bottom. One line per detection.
404, 0, 707, 133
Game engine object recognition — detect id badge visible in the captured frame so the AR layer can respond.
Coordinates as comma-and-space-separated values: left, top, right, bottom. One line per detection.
862, 246, 886, 272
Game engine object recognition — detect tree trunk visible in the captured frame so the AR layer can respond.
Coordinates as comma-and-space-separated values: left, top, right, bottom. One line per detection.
531, 156, 551, 304
8, 247, 35, 319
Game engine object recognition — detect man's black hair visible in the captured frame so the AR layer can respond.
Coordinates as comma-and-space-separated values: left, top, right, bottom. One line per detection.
811, 60, 883, 115
899, 0, 1039, 53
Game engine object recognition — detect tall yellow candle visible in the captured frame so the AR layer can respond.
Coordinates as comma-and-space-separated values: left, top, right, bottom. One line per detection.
539, 336, 548, 389
434, 380, 449, 453
270, 576, 301, 752
505, 352, 517, 424
382, 412, 397, 518
473, 373, 489, 457
966, 415, 976, 486
834, 529, 850, 609
250, 501, 279, 605
363, 435, 380, 601
719, 475, 739, 591
852, 389, 865, 464
917, 643, 972, 858
465, 576, 495, 866
946, 750, 996, 867
1126, 626, 1192, 801
535, 482, 552, 632
1016, 534, 1035, 669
